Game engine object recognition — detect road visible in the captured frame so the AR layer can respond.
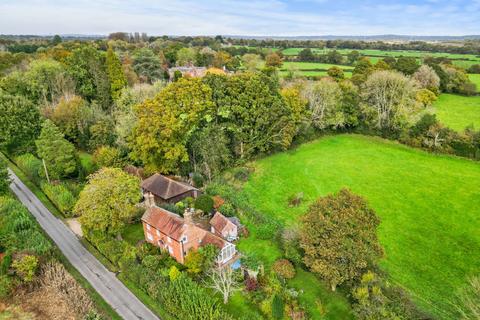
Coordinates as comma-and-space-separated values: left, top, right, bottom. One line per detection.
9, 169, 160, 320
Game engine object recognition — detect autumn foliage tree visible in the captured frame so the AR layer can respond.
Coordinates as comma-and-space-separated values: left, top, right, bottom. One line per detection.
75, 168, 141, 241
131, 78, 214, 173
300, 189, 383, 291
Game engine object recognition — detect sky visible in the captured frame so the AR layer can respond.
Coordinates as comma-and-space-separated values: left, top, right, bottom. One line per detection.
0, 0, 479, 36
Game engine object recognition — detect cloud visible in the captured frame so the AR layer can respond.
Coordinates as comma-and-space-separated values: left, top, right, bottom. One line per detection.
0, 0, 478, 36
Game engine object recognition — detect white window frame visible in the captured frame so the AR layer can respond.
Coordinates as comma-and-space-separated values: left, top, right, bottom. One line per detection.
146, 232, 153, 241
146, 224, 151, 231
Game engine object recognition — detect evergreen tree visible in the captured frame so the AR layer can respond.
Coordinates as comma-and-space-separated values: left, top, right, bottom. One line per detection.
35, 120, 77, 179
106, 47, 127, 101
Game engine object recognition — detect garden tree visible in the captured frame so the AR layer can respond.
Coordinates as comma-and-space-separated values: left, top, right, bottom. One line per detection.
43, 95, 93, 148
280, 86, 309, 140
105, 46, 127, 101
303, 78, 345, 130
416, 89, 437, 107
347, 50, 361, 64
75, 168, 141, 240
132, 48, 164, 83
131, 78, 214, 173
88, 116, 116, 150
93, 146, 125, 168
412, 65, 440, 93
35, 120, 77, 179
207, 266, 240, 304
300, 189, 383, 291
66, 46, 111, 110
25, 59, 74, 105
114, 82, 165, 149
441, 64, 477, 96
0, 89, 41, 153
394, 57, 419, 75
176, 47, 197, 66
361, 70, 419, 132
327, 66, 345, 80
122, 54, 139, 86
205, 73, 297, 158
241, 54, 262, 71
265, 52, 283, 68
212, 51, 234, 70
190, 125, 232, 181
339, 80, 361, 128
0, 159, 9, 195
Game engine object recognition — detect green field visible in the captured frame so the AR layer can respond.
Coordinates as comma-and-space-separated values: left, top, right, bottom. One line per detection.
280, 61, 353, 78
469, 74, 480, 89
434, 94, 480, 131
239, 134, 480, 319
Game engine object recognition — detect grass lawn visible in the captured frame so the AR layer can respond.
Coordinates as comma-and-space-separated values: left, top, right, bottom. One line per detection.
469, 73, 480, 90
225, 292, 263, 319
122, 222, 145, 246
239, 134, 480, 319
433, 93, 480, 131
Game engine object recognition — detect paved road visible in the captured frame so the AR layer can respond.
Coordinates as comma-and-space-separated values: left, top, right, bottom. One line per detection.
9, 169, 160, 320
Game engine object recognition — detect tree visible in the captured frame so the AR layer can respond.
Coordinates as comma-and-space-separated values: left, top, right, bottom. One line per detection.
412, 65, 440, 93
303, 78, 345, 129
300, 189, 383, 291
272, 259, 296, 280
347, 50, 361, 65
394, 57, 419, 75
106, 46, 127, 101
51, 35, 62, 45
298, 48, 315, 62
190, 125, 232, 181
131, 78, 214, 173
0, 158, 10, 195
241, 54, 262, 71
0, 89, 41, 153
176, 47, 197, 66
207, 266, 240, 304
93, 146, 124, 168
132, 48, 164, 83
352, 57, 374, 84
327, 66, 345, 80
66, 46, 111, 110
361, 70, 419, 132
75, 168, 141, 239
44, 95, 93, 148
35, 120, 77, 179
184, 249, 204, 275
265, 52, 283, 68
194, 195, 214, 213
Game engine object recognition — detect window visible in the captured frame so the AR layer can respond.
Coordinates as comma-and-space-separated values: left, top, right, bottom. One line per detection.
167, 237, 172, 243
156, 230, 160, 236
168, 246, 173, 254
146, 224, 151, 231
146, 233, 153, 241
181, 235, 188, 243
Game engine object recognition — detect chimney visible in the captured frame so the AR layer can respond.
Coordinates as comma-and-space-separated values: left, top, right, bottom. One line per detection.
184, 208, 194, 227
145, 192, 155, 208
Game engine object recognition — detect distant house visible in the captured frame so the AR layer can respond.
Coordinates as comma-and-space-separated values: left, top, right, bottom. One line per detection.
141, 194, 236, 266
141, 174, 199, 205
210, 212, 238, 241
168, 66, 207, 80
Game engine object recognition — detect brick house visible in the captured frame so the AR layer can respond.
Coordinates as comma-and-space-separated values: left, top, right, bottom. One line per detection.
210, 212, 238, 241
141, 194, 236, 265
141, 173, 200, 205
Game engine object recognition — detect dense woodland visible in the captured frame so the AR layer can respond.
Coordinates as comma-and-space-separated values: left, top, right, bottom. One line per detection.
1, 34, 479, 320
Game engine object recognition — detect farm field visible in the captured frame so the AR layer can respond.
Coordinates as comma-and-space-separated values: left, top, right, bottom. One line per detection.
433, 93, 480, 131
238, 134, 480, 319
469, 73, 480, 89
280, 61, 353, 78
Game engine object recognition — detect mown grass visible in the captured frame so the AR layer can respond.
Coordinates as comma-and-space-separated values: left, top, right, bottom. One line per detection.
433, 93, 480, 131
239, 134, 480, 319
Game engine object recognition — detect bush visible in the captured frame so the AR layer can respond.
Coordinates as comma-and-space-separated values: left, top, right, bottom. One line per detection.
12, 254, 38, 282
218, 202, 236, 217
161, 202, 182, 215
467, 64, 480, 74
0, 253, 12, 275
233, 167, 250, 182
93, 146, 125, 168
15, 153, 42, 183
194, 195, 214, 213
41, 182, 77, 215
191, 172, 204, 188
272, 259, 296, 280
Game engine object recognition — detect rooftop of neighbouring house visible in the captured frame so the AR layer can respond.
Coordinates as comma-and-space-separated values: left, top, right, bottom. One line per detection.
141, 174, 197, 200
210, 211, 236, 232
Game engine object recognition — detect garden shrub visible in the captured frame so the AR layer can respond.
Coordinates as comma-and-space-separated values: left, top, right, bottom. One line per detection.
233, 167, 250, 182
191, 172, 204, 188
161, 202, 182, 215
218, 202, 236, 217
194, 194, 214, 213
272, 259, 296, 280
41, 182, 76, 216
15, 153, 42, 183
12, 255, 38, 282
0, 253, 12, 275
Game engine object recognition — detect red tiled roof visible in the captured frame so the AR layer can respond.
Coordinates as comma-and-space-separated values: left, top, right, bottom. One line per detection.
141, 174, 197, 200
210, 212, 232, 232
200, 231, 227, 250
141, 207, 184, 241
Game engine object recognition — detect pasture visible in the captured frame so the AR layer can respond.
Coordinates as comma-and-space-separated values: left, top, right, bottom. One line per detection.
280, 61, 353, 78
239, 134, 480, 319
433, 94, 480, 131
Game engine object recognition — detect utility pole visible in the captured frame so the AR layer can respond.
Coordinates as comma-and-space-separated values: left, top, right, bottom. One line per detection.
42, 159, 50, 184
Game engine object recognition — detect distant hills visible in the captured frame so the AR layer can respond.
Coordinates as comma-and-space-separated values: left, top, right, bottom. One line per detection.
225, 35, 480, 41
